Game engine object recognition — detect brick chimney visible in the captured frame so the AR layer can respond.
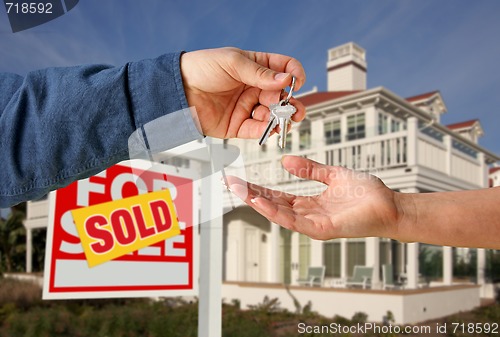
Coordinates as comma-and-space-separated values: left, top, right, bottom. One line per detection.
327, 42, 367, 91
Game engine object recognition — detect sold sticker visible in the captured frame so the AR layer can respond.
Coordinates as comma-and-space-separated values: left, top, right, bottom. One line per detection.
71, 189, 180, 267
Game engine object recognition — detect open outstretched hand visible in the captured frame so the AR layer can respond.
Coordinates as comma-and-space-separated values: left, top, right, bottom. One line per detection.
226, 155, 402, 240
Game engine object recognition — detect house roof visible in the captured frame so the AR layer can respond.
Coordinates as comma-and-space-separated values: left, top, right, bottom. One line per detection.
406, 90, 440, 102
297, 91, 360, 107
446, 119, 480, 130
299, 90, 447, 112
490, 167, 500, 174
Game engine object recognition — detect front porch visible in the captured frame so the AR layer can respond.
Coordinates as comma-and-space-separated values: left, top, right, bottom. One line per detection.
222, 281, 481, 325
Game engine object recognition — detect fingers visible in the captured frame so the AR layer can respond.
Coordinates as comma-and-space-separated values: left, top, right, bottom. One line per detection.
281, 155, 335, 185
232, 87, 306, 139
234, 50, 306, 92
251, 99, 305, 123
225, 176, 296, 206
225, 176, 309, 232
244, 50, 306, 91
225, 176, 335, 240
288, 97, 306, 123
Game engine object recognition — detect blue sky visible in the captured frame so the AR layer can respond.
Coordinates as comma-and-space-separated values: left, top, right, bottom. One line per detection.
1, 0, 500, 155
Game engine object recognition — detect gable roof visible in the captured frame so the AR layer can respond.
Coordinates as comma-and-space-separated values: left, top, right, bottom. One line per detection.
490, 167, 500, 174
446, 119, 479, 130
406, 90, 440, 102
297, 91, 360, 107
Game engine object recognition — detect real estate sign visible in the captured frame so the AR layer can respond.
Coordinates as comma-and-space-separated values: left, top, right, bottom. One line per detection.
43, 160, 198, 299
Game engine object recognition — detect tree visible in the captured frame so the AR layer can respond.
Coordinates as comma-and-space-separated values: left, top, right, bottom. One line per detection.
0, 205, 26, 273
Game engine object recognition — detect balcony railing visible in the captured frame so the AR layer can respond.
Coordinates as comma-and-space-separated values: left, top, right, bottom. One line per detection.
240, 128, 485, 188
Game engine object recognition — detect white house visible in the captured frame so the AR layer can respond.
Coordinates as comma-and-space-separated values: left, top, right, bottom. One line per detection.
24, 42, 500, 324
224, 41, 498, 282
220, 42, 500, 321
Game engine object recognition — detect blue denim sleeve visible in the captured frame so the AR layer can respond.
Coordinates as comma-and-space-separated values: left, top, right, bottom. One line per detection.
0, 52, 202, 207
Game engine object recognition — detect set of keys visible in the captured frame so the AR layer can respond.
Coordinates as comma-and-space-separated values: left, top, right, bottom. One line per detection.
258, 76, 297, 149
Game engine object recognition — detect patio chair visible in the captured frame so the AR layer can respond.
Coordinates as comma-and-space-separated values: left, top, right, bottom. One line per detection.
382, 264, 403, 290
346, 265, 373, 289
297, 266, 325, 287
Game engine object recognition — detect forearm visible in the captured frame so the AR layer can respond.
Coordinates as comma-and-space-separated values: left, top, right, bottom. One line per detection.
0, 52, 201, 207
395, 187, 500, 249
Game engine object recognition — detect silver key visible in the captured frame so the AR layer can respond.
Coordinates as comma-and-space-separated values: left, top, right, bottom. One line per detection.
258, 104, 278, 146
258, 100, 296, 148
258, 75, 297, 148
273, 102, 296, 149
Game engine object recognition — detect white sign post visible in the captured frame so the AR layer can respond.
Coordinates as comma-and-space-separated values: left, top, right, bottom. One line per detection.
198, 138, 224, 337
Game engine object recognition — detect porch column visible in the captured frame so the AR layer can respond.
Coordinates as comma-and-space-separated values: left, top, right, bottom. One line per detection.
26, 227, 32, 273
398, 242, 406, 278
406, 243, 419, 289
443, 246, 453, 285
477, 248, 486, 286
310, 239, 323, 267
290, 232, 300, 285
269, 222, 280, 283
407, 117, 418, 167
365, 237, 380, 289
340, 238, 348, 278
365, 106, 377, 138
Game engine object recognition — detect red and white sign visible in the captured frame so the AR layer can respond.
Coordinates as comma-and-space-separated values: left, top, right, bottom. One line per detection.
43, 160, 198, 299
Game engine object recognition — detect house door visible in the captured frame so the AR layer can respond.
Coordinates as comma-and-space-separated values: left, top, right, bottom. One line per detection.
245, 227, 260, 281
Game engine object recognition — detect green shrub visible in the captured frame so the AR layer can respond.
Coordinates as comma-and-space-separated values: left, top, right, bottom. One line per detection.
0, 278, 42, 310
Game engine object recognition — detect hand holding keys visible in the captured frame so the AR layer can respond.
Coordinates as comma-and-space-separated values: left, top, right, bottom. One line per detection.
258, 76, 297, 149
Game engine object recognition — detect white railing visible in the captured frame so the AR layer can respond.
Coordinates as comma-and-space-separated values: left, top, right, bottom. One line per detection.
239, 128, 486, 190
323, 132, 407, 170
450, 150, 482, 186
417, 134, 447, 173
241, 133, 408, 186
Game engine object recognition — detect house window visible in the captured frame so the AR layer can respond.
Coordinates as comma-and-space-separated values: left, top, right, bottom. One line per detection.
452, 140, 478, 158
323, 240, 341, 278
299, 129, 311, 150
378, 113, 388, 135
347, 240, 365, 277
391, 119, 401, 132
419, 122, 444, 142
347, 113, 365, 141
325, 120, 341, 145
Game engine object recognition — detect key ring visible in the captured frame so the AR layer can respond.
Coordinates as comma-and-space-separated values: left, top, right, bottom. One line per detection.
283, 76, 296, 105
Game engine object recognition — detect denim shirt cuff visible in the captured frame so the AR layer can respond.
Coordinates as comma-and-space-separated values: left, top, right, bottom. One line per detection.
127, 52, 203, 146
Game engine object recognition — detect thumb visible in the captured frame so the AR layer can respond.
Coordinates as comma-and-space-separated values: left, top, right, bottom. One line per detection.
281, 155, 335, 185
234, 55, 292, 91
